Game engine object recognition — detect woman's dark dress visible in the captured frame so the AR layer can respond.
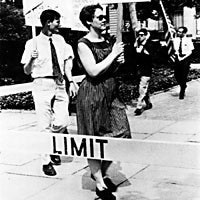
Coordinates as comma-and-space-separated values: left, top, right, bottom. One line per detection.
76, 38, 131, 138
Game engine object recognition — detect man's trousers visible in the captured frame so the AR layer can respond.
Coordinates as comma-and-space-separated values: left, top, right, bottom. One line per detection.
32, 78, 70, 164
136, 76, 151, 109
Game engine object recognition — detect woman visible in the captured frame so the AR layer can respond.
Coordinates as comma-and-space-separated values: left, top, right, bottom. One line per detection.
76, 4, 131, 200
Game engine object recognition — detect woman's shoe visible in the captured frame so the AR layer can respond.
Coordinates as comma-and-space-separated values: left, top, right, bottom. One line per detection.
91, 174, 117, 192
104, 177, 117, 192
96, 187, 116, 200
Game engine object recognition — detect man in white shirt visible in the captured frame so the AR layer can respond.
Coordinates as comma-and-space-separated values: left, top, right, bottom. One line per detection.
172, 26, 194, 99
21, 9, 78, 176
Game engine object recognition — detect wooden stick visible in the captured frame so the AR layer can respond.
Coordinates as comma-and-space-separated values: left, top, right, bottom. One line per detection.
31, 9, 37, 50
116, 3, 123, 42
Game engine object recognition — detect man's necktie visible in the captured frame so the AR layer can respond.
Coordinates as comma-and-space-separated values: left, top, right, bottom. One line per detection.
179, 37, 183, 57
49, 38, 63, 84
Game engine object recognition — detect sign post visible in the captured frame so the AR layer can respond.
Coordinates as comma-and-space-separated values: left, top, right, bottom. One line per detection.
96, 0, 151, 42
22, 0, 150, 32
116, 3, 123, 42
24, 1, 44, 50
31, 10, 37, 50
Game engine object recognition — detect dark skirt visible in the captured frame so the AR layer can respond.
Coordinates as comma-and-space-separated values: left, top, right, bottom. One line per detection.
76, 78, 131, 138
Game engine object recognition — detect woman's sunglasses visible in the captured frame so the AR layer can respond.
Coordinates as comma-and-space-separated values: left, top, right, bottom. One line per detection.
95, 15, 107, 21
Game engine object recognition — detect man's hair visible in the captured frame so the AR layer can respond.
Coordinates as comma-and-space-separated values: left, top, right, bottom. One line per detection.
40, 9, 61, 27
178, 26, 188, 34
79, 4, 103, 29
138, 28, 148, 35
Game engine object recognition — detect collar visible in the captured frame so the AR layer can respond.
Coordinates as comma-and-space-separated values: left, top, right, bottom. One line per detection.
178, 36, 186, 40
39, 32, 53, 41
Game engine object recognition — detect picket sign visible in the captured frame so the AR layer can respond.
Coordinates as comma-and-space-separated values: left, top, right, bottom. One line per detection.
23, 0, 150, 31
97, 0, 150, 3
1, 129, 200, 169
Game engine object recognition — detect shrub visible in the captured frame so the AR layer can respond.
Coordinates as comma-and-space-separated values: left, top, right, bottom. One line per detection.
1, 67, 200, 110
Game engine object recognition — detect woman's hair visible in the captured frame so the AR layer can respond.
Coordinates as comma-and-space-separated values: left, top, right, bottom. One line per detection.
40, 9, 61, 27
79, 4, 103, 29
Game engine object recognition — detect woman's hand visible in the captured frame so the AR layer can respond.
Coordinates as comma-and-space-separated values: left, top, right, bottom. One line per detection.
112, 42, 124, 58
117, 52, 125, 64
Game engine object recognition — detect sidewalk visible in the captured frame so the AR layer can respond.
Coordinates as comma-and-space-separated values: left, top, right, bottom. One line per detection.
0, 79, 200, 200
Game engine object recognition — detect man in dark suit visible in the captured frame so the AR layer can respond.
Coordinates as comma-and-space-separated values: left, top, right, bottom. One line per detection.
134, 28, 153, 115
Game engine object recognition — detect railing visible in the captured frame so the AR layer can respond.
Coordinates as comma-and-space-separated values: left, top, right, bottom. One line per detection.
0, 75, 85, 97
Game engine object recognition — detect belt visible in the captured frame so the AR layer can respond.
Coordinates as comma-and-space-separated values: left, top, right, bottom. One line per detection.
34, 76, 57, 79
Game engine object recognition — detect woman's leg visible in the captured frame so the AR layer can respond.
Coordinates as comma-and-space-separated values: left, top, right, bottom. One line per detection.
87, 159, 107, 190
89, 159, 117, 198
101, 160, 112, 177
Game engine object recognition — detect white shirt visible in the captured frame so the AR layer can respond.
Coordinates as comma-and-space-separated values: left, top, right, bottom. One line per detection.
173, 36, 194, 56
21, 32, 74, 78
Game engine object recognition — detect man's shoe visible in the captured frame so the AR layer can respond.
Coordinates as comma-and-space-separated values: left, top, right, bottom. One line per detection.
134, 108, 143, 116
179, 90, 185, 100
43, 162, 56, 176
179, 93, 185, 100
144, 103, 153, 110
51, 125, 66, 133
63, 128, 69, 134
179, 85, 186, 100
50, 155, 61, 165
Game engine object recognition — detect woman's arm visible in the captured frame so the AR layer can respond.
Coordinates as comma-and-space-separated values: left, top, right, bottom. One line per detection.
77, 41, 124, 77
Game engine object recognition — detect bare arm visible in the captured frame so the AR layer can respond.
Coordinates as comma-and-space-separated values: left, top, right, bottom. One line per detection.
178, 50, 192, 61
23, 50, 38, 75
77, 41, 124, 77
64, 57, 78, 97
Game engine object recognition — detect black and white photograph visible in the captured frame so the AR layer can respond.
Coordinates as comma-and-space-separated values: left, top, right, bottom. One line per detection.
0, 0, 200, 199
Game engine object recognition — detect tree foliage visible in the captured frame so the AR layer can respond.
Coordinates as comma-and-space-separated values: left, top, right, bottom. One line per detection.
0, 2, 30, 41
136, 0, 200, 21
161, 0, 200, 12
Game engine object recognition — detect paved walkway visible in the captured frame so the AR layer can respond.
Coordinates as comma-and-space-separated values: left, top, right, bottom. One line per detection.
0, 79, 200, 200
